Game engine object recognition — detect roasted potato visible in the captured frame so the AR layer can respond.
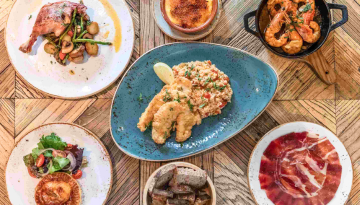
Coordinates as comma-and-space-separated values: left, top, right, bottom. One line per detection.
85, 42, 98, 56
44, 43, 57, 54
83, 33, 93, 39
86, 22, 99, 35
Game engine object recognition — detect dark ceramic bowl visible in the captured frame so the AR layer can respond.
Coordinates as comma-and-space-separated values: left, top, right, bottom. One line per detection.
243, 0, 348, 59
160, 0, 218, 33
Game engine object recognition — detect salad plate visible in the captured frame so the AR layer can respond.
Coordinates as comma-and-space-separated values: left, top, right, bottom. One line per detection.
6, 123, 112, 205
111, 42, 278, 161
5, 0, 134, 98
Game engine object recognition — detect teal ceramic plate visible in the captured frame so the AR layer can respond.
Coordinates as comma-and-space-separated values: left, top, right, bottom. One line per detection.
110, 42, 278, 161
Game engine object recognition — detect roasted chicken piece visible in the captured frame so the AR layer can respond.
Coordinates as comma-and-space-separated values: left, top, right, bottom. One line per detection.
19, 1, 87, 53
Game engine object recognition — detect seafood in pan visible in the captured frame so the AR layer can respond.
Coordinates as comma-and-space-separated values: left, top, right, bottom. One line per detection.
137, 60, 233, 144
19, 1, 111, 65
265, 0, 321, 54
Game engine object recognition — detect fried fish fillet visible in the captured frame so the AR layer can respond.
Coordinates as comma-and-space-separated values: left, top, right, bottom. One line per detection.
176, 110, 202, 142
137, 77, 192, 132
152, 102, 185, 144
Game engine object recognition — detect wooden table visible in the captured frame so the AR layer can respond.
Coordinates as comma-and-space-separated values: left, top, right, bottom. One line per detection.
0, 0, 360, 204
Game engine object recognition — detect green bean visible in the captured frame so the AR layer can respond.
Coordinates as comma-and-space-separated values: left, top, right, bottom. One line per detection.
76, 30, 88, 39
80, 15, 84, 33
73, 21, 77, 41
58, 8, 77, 46
62, 54, 69, 64
73, 39, 112, 45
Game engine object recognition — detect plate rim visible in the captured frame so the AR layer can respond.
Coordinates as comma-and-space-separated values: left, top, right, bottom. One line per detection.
5, 122, 114, 205
5, 0, 135, 99
246, 121, 354, 205
109, 41, 280, 161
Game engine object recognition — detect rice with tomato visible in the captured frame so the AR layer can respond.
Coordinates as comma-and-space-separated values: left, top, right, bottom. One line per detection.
172, 60, 233, 118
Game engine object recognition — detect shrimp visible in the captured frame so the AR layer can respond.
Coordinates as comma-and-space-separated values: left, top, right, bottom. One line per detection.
265, 11, 289, 47
282, 25, 303, 54
295, 21, 320, 43
267, 0, 292, 16
294, 0, 316, 24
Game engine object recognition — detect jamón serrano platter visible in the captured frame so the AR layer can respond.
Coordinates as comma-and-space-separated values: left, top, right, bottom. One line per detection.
248, 122, 353, 205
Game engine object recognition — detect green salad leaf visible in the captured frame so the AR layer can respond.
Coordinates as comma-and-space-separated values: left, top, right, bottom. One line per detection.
40, 133, 67, 150
43, 150, 53, 158
31, 148, 41, 160
23, 154, 35, 167
49, 157, 70, 174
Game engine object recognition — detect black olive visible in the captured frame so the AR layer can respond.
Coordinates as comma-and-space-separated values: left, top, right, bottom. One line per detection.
43, 167, 49, 173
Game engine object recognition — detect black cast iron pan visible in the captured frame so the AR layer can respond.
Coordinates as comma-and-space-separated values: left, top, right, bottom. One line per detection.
244, 0, 348, 59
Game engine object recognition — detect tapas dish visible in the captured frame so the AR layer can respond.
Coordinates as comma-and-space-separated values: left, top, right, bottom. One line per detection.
6, 0, 134, 98
143, 162, 216, 205
248, 122, 353, 205
160, 0, 218, 33
244, 0, 348, 58
6, 123, 112, 205
137, 60, 233, 144
19, 1, 112, 65
111, 42, 278, 160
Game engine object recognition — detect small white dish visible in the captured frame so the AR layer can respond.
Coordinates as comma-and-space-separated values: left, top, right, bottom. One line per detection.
6, 123, 113, 205
5, 0, 134, 99
248, 122, 353, 205
143, 162, 216, 205
152, 0, 222, 41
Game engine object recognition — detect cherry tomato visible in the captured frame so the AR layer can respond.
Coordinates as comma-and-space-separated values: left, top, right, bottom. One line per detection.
207, 60, 212, 65
36, 154, 45, 167
67, 143, 73, 148
67, 30, 74, 37
59, 51, 66, 60
27, 167, 37, 178
72, 170, 83, 179
204, 93, 211, 99
211, 69, 218, 73
224, 77, 230, 82
219, 101, 227, 109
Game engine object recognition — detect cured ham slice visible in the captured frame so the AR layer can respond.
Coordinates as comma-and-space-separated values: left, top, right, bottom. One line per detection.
259, 132, 342, 205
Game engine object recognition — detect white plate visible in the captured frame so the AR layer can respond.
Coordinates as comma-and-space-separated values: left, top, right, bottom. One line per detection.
5, 0, 134, 98
152, 0, 222, 41
248, 122, 353, 205
143, 162, 216, 205
6, 123, 112, 205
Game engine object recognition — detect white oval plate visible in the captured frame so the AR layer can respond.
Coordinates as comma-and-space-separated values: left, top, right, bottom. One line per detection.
6, 123, 112, 205
143, 162, 216, 205
6, 0, 134, 99
152, 0, 222, 41
248, 122, 353, 205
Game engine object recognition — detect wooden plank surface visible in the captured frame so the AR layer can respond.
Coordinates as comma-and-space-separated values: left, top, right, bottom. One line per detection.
0, 0, 360, 204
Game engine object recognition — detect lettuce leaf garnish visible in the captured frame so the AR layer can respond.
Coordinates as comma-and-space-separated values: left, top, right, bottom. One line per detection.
40, 133, 67, 150
49, 157, 70, 173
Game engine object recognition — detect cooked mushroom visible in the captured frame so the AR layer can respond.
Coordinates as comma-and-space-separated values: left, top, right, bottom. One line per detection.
87, 22, 99, 35
85, 42, 98, 56
44, 43, 57, 54
68, 55, 84, 64
69, 44, 85, 58
83, 14, 90, 21
61, 41, 74, 54
62, 34, 72, 43
83, 33, 93, 39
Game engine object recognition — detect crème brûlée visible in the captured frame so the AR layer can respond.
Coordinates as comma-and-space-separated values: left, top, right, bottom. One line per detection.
164, 0, 213, 29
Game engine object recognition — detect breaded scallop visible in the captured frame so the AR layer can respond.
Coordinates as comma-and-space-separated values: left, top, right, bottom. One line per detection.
35, 172, 81, 205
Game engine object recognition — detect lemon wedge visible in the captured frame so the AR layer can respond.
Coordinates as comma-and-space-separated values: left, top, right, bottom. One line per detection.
153, 62, 174, 85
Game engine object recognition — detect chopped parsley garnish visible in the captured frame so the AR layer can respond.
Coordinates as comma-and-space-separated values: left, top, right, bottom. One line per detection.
163, 131, 168, 139
213, 83, 227, 91
187, 100, 194, 111
170, 107, 174, 111
204, 77, 212, 85
199, 103, 206, 108
87, 21, 92, 26
28, 15, 32, 20
302, 3, 312, 13
206, 88, 211, 91
201, 96, 205, 101
174, 92, 181, 103
163, 89, 171, 102
50, 61, 53, 64
168, 121, 176, 130
180, 142, 184, 147
138, 93, 143, 102
145, 121, 152, 130
289, 29, 295, 32
184, 70, 191, 77
190, 65, 195, 70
